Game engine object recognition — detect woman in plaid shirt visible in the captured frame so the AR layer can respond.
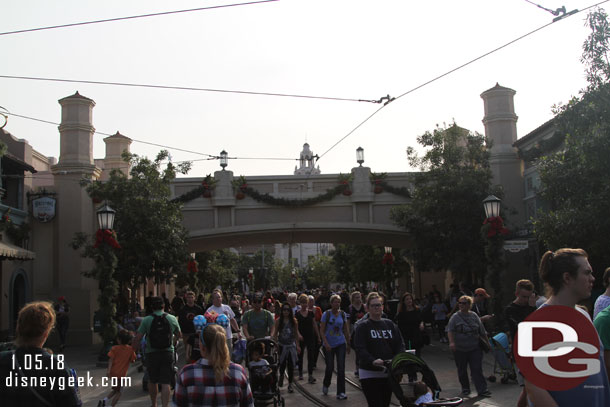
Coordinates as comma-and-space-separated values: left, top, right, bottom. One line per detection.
174, 324, 253, 406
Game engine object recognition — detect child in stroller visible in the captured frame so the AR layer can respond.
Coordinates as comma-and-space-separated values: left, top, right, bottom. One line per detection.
249, 342, 272, 393
245, 338, 284, 407
386, 352, 463, 406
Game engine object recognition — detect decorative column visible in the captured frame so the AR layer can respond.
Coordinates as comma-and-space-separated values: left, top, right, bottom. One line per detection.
481, 84, 525, 226
51, 91, 102, 345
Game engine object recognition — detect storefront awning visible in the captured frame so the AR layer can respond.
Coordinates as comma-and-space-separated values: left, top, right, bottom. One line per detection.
0, 241, 35, 260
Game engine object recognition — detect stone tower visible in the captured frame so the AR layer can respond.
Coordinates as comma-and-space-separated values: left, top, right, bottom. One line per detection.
51, 91, 102, 345
481, 84, 524, 226
101, 131, 132, 180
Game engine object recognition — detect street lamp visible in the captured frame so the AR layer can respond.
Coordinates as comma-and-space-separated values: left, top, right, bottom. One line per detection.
248, 267, 254, 290
482, 194, 506, 320
356, 146, 364, 166
96, 203, 116, 230
220, 150, 228, 170
483, 195, 501, 219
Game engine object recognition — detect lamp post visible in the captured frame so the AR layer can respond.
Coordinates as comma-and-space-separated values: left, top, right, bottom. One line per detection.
383, 246, 395, 297
220, 150, 228, 170
291, 268, 297, 290
94, 203, 120, 366
356, 147, 364, 166
248, 267, 254, 291
482, 195, 507, 321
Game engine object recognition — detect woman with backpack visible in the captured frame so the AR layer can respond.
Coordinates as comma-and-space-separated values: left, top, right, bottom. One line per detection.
273, 302, 301, 393
354, 292, 405, 407
320, 294, 350, 400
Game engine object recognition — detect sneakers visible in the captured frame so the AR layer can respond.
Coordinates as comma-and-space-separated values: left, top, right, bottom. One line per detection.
287, 384, 294, 393
308, 375, 316, 384
479, 390, 492, 397
461, 389, 471, 396
322, 386, 329, 395
337, 393, 347, 400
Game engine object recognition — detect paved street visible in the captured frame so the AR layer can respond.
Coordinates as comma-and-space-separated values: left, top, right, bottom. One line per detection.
61, 333, 520, 407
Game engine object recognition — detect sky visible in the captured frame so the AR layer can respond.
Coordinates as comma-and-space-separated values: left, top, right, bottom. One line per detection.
0, 0, 602, 178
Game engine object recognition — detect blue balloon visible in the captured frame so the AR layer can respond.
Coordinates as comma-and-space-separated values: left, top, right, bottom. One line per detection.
216, 314, 229, 328
193, 314, 207, 330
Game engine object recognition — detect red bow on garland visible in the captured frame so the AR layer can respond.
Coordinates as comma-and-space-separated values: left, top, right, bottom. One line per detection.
94, 229, 121, 249
382, 252, 394, 265
187, 259, 198, 273
483, 216, 509, 237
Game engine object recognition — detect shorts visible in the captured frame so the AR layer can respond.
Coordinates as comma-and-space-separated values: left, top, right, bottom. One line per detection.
145, 351, 174, 384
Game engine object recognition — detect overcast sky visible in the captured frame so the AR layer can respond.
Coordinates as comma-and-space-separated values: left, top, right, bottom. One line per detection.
0, 0, 601, 178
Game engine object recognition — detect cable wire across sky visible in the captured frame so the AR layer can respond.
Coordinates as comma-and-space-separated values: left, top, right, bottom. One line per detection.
0, 0, 281, 37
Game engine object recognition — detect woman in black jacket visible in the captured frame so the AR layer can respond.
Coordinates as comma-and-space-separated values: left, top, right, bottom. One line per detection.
354, 292, 405, 407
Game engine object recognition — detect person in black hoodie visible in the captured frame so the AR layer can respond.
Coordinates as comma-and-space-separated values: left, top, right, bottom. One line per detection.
354, 292, 405, 407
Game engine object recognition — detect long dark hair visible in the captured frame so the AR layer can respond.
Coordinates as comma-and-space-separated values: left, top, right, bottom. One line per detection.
397, 291, 419, 314
278, 302, 296, 331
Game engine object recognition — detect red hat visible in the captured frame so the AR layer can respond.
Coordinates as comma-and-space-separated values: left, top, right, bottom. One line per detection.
474, 288, 490, 298
58, 296, 66, 302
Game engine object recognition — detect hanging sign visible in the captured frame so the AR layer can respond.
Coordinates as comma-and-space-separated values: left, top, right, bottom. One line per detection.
32, 196, 56, 222
504, 240, 529, 253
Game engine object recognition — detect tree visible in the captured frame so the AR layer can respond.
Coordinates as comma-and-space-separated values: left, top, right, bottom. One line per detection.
305, 255, 337, 288
390, 124, 494, 283
331, 244, 407, 290
82, 150, 192, 298
534, 8, 610, 274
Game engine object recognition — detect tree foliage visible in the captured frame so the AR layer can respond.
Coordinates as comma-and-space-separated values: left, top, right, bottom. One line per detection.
305, 255, 337, 288
331, 245, 407, 288
390, 124, 493, 282
534, 8, 610, 273
84, 150, 192, 288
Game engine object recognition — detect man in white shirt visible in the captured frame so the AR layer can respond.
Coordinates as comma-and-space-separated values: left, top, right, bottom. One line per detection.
206, 289, 241, 354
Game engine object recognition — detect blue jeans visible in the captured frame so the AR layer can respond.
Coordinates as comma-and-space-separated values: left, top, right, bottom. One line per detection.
323, 343, 346, 395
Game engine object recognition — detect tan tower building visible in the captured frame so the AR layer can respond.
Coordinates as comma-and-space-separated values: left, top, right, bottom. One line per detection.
481, 84, 525, 227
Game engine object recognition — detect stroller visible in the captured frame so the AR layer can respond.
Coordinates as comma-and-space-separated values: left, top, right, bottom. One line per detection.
387, 352, 463, 407
487, 332, 517, 384
245, 338, 284, 407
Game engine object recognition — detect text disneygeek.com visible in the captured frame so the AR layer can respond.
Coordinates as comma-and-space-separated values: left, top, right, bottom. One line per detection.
5, 371, 131, 391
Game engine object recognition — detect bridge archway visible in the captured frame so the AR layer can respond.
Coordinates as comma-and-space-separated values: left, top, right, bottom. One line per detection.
174, 167, 413, 251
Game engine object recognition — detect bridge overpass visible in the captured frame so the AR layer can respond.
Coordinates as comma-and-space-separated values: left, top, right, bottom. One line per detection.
172, 166, 414, 251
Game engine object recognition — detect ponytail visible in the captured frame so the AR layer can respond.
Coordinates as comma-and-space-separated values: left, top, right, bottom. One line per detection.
539, 248, 588, 296
201, 324, 230, 383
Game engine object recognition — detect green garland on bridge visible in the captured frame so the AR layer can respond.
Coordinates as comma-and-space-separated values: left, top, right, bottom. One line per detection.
239, 184, 350, 207
173, 174, 410, 206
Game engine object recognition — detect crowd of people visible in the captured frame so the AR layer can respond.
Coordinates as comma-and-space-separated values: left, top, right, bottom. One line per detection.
1, 247, 610, 406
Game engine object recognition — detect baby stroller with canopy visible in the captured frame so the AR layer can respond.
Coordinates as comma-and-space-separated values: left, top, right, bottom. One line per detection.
387, 352, 463, 407
486, 332, 517, 384
245, 338, 284, 407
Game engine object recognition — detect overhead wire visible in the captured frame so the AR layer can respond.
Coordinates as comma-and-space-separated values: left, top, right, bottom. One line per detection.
2, 110, 300, 164
314, 0, 609, 164
0, 0, 281, 37
0, 75, 379, 104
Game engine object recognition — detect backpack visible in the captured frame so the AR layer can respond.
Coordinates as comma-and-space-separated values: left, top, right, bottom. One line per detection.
323, 310, 346, 325
148, 313, 172, 349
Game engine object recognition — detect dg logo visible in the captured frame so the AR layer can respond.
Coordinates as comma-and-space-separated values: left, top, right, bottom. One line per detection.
514, 305, 601, 390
